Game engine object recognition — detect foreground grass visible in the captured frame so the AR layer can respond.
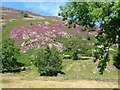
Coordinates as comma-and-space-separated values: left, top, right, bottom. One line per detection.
1, 59, 119, 88
62, 59, 118, 80
1, 73, 118, 88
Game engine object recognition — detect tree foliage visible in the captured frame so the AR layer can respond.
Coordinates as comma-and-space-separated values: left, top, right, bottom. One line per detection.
59, 2, 120, 74
63, 37, 94, 56
35, 46, 62, 76
72, 50, 80, 60
1, 39, 24, 72
21, 11, 28, 17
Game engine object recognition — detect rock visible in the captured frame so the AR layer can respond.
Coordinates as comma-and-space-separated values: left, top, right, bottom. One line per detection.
20, 49, 27, 53
45, 21, 50, 25
41, 41, 45, 45
52, 30, 56, 32
43, 26, 48, 29
29, 31, 37, 37
53, 42, 63, 52
63, 54, 71, 59
109, 48, 115, 51
48, 44, 53, 49
21, 67, 26, 71
73, 67, 81, 72
97, 45, 104, 48
22, 34, 30, 39
21, 41, 25, 46
1, 23, 7, 28
92, 66, 99, 74
37, 45, 41, 49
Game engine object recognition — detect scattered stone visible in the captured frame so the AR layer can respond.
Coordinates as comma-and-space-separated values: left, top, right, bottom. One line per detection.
92, 66, 99, 74
45, 21, 50, 25
63, 54, 71, 59
73, 67, 81, 72
21, 41, 25, 47
29, 31, 37, 37
109, 48, 115, 51
22, 34, 30, 40
1, 23, 7, 28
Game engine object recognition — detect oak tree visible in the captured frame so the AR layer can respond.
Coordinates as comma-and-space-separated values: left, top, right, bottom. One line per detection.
59, 2, 120, 74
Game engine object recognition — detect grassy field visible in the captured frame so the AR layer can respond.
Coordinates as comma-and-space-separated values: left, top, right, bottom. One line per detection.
1, 73, 118, 88
62, 59, 118, 80
1, 58, 119, 88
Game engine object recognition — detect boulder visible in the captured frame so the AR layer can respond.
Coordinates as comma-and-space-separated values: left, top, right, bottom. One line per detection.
22, 34, 30, 40
63, 54, 71, 59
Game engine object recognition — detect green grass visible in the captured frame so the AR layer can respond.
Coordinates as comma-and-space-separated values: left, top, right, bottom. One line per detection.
2, 20, 30, 39
1, 79, 12, 84
2, 18, 54, 40
12, 58, 118, 80
62, 59, 118, 79
14, 67, 39, 77
17, 49, 41, 66
32, 19, 55, 24
17, 53, 32, 66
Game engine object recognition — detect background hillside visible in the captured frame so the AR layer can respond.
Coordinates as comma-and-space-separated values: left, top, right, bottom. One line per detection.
1, 6, 99, 52
1, 6, 118, 88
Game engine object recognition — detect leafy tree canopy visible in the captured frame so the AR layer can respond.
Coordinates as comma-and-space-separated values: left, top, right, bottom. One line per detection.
35, 46, 63, 76
59, 2, 120, 74
1, 38, 24, 72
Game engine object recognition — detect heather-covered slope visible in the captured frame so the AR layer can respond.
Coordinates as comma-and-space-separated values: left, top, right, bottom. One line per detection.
1, 6, 98, 53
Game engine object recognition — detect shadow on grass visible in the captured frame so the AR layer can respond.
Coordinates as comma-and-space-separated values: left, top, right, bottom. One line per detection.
73, 57, 91, 60
79, 58, 90, 60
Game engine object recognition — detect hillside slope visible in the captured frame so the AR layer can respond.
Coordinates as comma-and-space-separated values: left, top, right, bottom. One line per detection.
1, 6, 98, 53
1, 7, 118, 87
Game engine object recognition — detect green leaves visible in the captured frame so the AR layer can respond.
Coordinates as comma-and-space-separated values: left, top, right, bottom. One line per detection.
59, 2, 120, 74
35, 46, 62, 76
1, 38, 24, 72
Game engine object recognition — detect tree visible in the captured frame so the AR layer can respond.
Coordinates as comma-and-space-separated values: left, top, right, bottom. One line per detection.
35, 45, 63, 76
59, 2, 120, 74
72, 50, 79, 60
63, 37, 93, 56
21, 11, 28, 17
1, 38, 24, 72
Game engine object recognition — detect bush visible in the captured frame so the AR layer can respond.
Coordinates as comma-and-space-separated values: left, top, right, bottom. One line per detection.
62, 37, 94, 57
21, 11, 28, 17
72, 50, 79, 60
35, 46, 62, 76
23, 13, 28, 17
1, 39, 24, 72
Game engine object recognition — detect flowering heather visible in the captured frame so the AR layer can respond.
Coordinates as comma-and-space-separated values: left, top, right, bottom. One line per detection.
2, 6, 98, 53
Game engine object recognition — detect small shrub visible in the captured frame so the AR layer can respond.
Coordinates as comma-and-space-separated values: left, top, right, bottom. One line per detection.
1, 38, 24, 72
62, 37, 94, 57
35, 46, 62, 76
21, 11, 28, 17
23, 13, 28, 17
72, 50, 79, 60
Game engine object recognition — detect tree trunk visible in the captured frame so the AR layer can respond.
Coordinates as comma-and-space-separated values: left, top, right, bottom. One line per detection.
115, 31, 120, 69
118, 31, 120, 55
113, 31, 120, 69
